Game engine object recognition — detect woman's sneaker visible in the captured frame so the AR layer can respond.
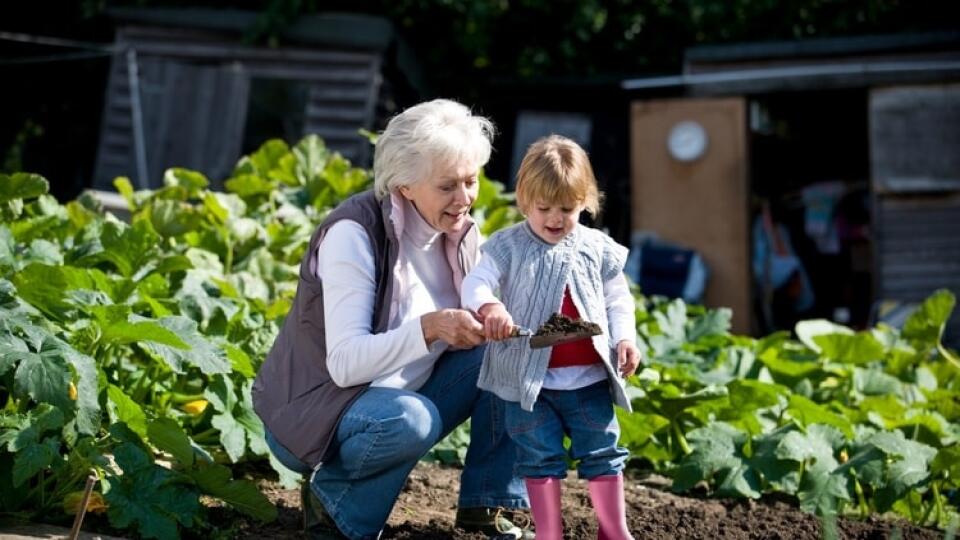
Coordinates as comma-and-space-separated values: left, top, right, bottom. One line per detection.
454, 507, 535, 539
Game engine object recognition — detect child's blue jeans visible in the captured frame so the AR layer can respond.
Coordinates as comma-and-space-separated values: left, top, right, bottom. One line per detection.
504, 380, 628, 479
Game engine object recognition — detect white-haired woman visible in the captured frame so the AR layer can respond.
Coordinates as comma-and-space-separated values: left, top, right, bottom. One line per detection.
253, 99, 530, 540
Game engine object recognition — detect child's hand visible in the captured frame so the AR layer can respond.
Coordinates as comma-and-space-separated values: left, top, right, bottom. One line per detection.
616, 340, 642, 377
477, 302, 515, 341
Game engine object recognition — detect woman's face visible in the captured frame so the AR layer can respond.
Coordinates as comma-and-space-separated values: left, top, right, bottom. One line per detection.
399, 162, 479, 234
525, 200, 584, 244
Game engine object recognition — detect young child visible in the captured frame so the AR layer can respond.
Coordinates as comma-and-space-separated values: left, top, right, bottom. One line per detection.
461, 135, 640, 540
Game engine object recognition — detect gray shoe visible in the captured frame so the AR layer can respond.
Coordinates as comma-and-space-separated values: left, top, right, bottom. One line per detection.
455, 506, 535, 539
301, 483, 346, 539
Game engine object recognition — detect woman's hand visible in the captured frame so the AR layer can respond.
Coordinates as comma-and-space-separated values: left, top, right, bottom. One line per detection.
617, 340, 642, 377
421, 309, 486, 349
477, 302, 515, 341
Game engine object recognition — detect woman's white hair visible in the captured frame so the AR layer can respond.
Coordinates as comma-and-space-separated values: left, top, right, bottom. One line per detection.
373, 99, 495, 199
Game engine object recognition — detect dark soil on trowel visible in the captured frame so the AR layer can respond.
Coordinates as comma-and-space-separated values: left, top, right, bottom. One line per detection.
212, 462, 944, 540
535, 313, 602, 337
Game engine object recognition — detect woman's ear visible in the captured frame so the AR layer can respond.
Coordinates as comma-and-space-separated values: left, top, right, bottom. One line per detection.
397, 184, 412, 199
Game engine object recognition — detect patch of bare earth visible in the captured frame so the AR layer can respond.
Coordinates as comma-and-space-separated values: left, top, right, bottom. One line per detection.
216, 462, 942, 539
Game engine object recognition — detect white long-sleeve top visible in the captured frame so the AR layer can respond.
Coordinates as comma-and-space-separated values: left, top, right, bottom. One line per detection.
462, 255, 637, 390
317, 197, 459, 390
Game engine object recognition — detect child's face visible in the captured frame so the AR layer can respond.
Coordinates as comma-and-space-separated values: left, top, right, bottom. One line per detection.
526, 200, 584, 244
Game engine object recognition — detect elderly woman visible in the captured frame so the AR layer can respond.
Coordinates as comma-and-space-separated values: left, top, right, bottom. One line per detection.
253, 99, 530, 540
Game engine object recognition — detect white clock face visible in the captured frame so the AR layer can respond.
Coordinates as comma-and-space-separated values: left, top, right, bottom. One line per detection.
667, 120, 708, 162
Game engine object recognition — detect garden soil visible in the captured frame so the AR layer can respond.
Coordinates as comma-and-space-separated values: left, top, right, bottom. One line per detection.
214, 462, 944, 540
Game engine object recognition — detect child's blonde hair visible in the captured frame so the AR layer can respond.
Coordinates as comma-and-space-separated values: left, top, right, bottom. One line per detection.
515, 135, 602, 217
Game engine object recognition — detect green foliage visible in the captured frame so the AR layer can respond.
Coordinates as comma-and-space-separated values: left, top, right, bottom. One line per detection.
620, 291, 959, 527
1, 135, 957, 537
0, 137, 371, 538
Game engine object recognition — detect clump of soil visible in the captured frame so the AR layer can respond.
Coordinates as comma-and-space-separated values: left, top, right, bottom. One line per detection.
535, 313, 602, 337
217, 462, 943, 540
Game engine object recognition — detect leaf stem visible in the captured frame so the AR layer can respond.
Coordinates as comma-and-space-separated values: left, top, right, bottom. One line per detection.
932, 481, 945, 526
852, 472, 869, 518
672, 422, 692, 456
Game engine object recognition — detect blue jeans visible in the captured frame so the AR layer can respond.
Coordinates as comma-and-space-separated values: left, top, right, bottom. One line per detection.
505, 380, 628, 479
266, 345, 527, 540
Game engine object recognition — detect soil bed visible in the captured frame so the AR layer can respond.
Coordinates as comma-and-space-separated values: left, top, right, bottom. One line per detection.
213, 462, 943, 540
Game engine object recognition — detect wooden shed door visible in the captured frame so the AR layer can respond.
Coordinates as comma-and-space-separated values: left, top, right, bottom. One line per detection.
630, 98, 750, 333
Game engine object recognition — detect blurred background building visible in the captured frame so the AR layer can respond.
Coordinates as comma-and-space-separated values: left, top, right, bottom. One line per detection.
2, 1, 959, 340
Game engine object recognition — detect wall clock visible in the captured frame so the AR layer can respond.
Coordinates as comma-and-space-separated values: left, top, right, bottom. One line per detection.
667, 120, 708, 162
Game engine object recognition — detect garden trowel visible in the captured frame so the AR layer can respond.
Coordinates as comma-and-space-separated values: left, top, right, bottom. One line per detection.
510, 325, 602, 349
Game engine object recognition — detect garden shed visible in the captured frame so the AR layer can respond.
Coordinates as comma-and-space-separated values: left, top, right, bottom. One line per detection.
622, 32, 960, 340
92, 8, 422, 191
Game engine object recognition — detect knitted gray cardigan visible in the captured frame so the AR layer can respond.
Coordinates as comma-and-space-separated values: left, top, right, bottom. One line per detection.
476, 221, 632, 412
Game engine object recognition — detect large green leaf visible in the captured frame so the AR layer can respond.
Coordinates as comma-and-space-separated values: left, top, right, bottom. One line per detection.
92, 305, 189, 349
795, 319, 853, 353
852, 367, 902, 396
757, 348, 824, 379
12, 437, 60, 487
672, 422, 761, 498
221, 342, 255, 378
749, 425, 801, 494
164, 168, 208, 197
0, 226, 15, 268
204, 375, 246, 462
224, 174, 276, 198
775, 424, 844, 471
0, 404, 64, 452
174, 269, 241, 328
0, 332, 29, 376
189, 462, 277, 522
902, 289, 956, 350
235, 379, 269, 457
105, 443, 200, 540
23, 239, 61, 267
687, 308, 732, 342
59, 343, 100, 436
11, 263, 98, 321
108, 384, 148, 439
320, 155, 370, 199
0, 405, 65, 486
786, 395, 854, 439
0, 173, 48, 204
813, 332, 885, 364
145, 199, 203, 237
295, 135, 329, 187
868, 431, 937, 511
12, 337, 72, 411
931, 446, 960, 480
616, 410, 670, 451
138, 315, 230, 375
148, 418, 195, 467
72, 219, 161, 277
797, 463, 850, 516
241, 139, 290, 178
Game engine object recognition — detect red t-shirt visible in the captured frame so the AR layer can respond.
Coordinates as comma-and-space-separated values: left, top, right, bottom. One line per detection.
548, 287, 602, 368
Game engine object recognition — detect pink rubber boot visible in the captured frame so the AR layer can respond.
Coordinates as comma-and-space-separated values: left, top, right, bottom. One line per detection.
587, 474, 634, 540
525, 477, 563, 540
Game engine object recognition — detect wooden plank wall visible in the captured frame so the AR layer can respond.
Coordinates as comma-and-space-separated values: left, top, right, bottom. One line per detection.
871, 84, 960, 342
630, 98, 751, 333
94, 26, 381, 190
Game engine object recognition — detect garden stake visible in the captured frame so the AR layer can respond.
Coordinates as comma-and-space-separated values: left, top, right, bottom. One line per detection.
68, 471, 97, 540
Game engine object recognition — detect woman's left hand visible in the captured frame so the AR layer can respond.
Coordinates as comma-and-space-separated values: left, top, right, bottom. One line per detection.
616, 340, 642, 377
